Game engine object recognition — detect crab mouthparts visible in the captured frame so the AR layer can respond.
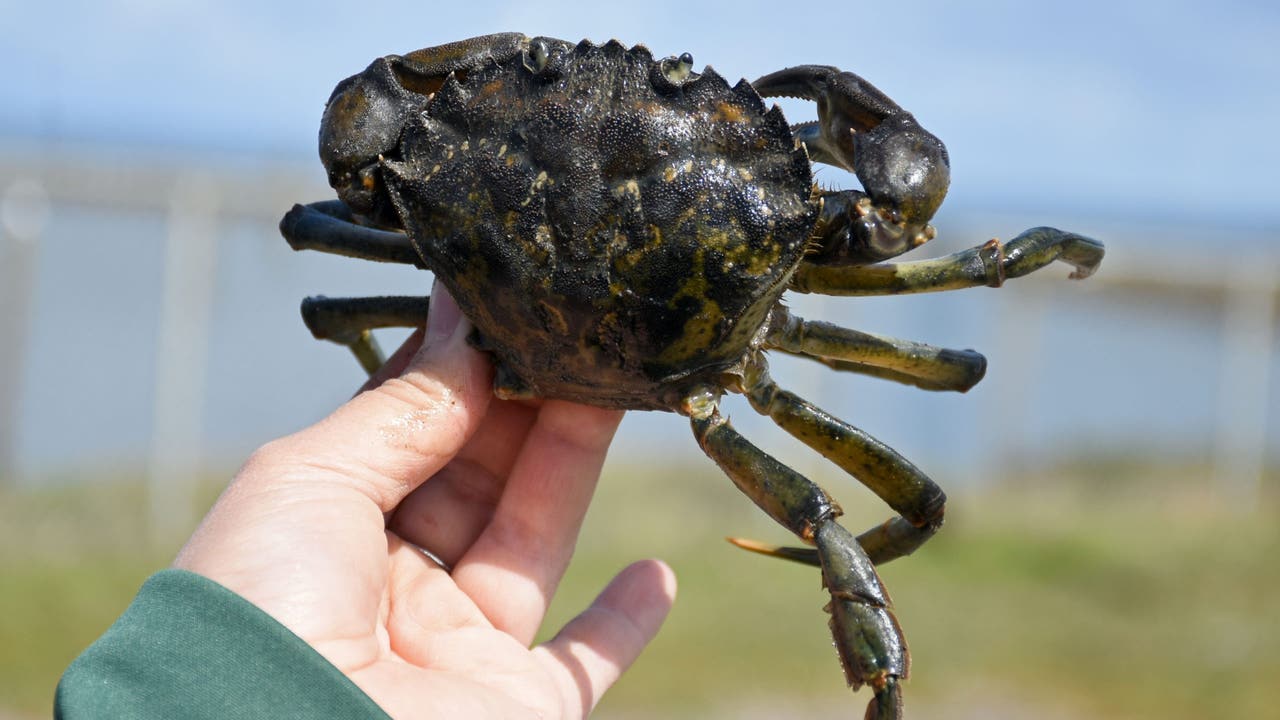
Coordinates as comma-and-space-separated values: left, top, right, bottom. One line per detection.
854, 199, 936, 259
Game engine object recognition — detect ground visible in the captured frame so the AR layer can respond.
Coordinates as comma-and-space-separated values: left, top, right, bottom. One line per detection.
3, 458, 1277, 719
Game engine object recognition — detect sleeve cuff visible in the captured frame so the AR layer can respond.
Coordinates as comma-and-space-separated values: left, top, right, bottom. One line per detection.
55, 568, 390, 719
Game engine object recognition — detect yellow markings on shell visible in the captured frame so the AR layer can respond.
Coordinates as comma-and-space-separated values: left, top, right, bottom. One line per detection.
755, 187, 773, 217
663, 159, 695, 182
665, 159, 696, 181
529, 223, 553, 265
610, 224, 665, 280
612, 179, 642, 198
674, 205, 699, 227
711, 101, 748, 124
659, 246, 724, 364
606, 226, 631, 255
612, 179, 644, 215
723, 232, 782, 277
669, 189, 783, 278
521, 170, 550, 207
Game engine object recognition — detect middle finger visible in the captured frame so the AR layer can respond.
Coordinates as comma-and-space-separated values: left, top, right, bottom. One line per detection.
387, 396, 539, 566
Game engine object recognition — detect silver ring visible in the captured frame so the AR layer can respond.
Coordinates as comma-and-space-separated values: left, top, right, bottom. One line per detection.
413, 543, 452, 572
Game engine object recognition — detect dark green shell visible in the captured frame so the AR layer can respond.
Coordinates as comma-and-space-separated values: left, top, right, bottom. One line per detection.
382, 37, 816, 410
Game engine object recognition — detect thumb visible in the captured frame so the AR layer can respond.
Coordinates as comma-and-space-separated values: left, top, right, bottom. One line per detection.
281, 281, 494, 511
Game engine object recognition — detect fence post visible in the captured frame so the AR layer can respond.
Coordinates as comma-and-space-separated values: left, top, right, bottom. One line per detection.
147, 174, 219, 544
0, 180, 49, 487
1213, 257, 1277, 508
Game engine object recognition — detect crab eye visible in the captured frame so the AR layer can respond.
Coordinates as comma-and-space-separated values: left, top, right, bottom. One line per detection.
663, 52, 694, 84
528, 39, 550, 72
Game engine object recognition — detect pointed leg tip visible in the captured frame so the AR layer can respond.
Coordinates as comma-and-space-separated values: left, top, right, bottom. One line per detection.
725, 536, 771, 551
726, 537, 823, 566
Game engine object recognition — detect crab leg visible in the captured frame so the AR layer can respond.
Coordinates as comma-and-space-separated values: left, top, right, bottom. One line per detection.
764, 305, 986, 392
299, 295, 431, 375
685, 388, 908, 720
746, 352, 947, 539
281, 201, 425, 267
279, 201, 434, 373
791, 226, 1105, 296
731, 353, 947, 563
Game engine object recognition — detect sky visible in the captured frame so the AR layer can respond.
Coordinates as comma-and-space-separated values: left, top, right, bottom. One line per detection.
2, 0, 1278, 225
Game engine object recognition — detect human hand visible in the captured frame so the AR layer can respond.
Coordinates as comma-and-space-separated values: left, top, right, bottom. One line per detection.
174, 282, 676, 719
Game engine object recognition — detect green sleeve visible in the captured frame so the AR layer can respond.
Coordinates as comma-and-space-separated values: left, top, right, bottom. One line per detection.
55, 569, 391, 719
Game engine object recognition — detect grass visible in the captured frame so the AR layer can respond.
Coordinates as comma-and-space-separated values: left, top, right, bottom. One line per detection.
3, 460, 1277, 718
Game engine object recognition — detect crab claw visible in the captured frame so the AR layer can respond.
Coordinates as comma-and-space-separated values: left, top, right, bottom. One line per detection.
849, 112, 950, 236
754, 65, 950, 262
319, 33, 529, 226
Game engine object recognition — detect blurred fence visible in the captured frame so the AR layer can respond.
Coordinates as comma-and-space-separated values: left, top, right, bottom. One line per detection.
1, 139, 1276, 535
0, 140, 330, 540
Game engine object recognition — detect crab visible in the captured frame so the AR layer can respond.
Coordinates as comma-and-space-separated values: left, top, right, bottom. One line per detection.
279, 32, 1104, 719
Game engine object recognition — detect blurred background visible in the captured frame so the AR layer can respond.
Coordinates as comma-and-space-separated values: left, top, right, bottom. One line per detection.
1, 1, 1277, 718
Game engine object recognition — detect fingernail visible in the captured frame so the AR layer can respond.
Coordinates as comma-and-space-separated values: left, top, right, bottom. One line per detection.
425, 281, 463, 347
